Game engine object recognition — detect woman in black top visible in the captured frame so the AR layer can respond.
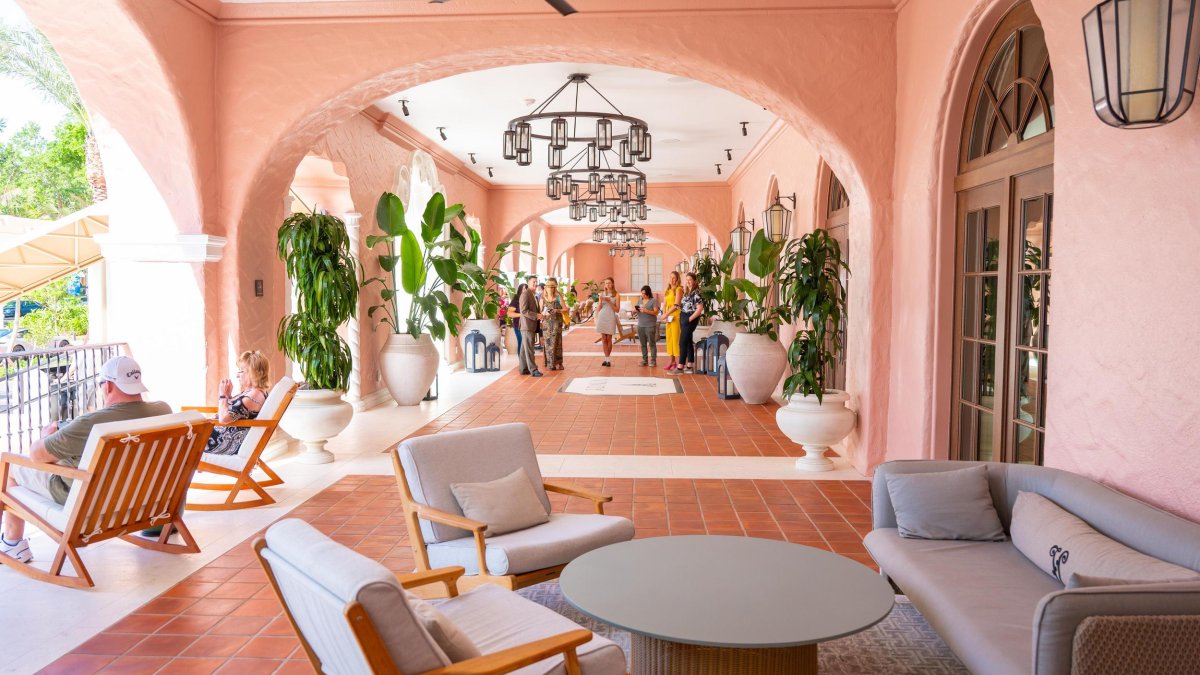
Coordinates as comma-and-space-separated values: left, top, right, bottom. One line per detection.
678, 272, 704, 374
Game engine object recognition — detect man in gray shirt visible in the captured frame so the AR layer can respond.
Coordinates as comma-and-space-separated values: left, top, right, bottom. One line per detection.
634, 285, 660, 367
0, 355, 172, 563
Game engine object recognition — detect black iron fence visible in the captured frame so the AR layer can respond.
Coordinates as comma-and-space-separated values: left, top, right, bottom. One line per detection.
0, 342, 128, 454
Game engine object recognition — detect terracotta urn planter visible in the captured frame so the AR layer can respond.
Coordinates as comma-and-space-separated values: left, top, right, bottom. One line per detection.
775, 390, 857, 472
279, 389, 353, 465
723, 333, 787, 404
380, 333, 439, 406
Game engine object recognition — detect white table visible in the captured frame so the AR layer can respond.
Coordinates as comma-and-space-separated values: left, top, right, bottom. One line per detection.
559, 535, 894, 674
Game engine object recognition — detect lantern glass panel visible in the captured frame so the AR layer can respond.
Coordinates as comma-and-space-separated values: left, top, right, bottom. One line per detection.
516, 149, 531, 166
546, 177, 561, 200
635, 176, 647, 198
619, 140, 633, 167
587, 142, 600, 169
588, 173, 601, 193
638, 203, 648, 220
502, 130, 517, 160
516, 122, 532, 153
589, 207, 599, 222
550, 117, 568, 149
596, 118, 613, 150
609, 205, 619, 221
561, 174, 573, 194
629, 123, 646, 155
639, 133, 653, 162
731, 225, 752, 255
617, 175, 629, 195
763, 201, 791, 242
548, 146, 563, 170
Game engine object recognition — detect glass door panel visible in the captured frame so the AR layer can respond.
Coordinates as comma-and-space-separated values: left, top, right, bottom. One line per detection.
1009, 168, 1052, 465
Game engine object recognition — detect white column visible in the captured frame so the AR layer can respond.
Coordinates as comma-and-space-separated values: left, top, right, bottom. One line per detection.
343, 212, 362, 405
86, 259, 108, 343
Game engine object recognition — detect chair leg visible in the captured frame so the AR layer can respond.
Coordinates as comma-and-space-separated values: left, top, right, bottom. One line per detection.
0, 542, 94, 588
188, 475, 275, 511
122, 518, 200, 554
256, 460, 284, 488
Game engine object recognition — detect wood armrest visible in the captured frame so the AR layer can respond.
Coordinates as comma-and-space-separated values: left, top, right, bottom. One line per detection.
396, 566, 465, 596
414, 504, 488, 533
223, 419, 276, 428
181, 405, 218, 413
544, 481, 611, 514
0, 453, 89, 481
426, 629, 591, 675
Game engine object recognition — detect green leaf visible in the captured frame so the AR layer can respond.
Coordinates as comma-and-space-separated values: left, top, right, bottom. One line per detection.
375, 192, 407, 237
399, 229, 423, 294
422, 192, 446, 244
378, 254, 398, 273
432, 258, 459, 287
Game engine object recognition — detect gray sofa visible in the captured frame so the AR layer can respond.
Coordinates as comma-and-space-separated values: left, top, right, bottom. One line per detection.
864, 460, 1200, 675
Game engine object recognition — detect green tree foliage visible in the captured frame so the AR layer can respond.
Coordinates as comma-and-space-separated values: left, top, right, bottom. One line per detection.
21, 276, 87, 346
0, 119, 90, 218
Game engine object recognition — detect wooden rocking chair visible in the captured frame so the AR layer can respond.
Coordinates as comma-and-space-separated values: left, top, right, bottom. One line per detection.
0, 412, 213, 588
185, 377, 297, 511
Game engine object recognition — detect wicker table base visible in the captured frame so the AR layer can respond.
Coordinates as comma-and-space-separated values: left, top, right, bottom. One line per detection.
631, 634, 816, 675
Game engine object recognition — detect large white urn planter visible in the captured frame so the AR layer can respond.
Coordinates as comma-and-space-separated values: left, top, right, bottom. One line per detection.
709, 320, 746, 345
775, 390, 857, 472
279, 389, 353, 465
723, 333, 787, 405
380, 333, 439, 406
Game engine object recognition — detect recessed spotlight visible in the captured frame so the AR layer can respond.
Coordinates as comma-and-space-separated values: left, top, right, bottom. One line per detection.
437, 127, 448, 141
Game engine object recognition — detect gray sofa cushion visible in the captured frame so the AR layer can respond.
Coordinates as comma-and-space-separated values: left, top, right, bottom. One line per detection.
1067, 573, 1200, 589
438, 584, 626, 675
884, 465, 1006, 541
427, 514, 635, 576
865, 528, 1061, 675
451, 468, 550, 537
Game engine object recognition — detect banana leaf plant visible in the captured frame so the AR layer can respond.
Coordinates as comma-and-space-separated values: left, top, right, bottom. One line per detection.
363, 191, 471, 340
276, 208, 358, 391
729, 228, 788, 338
697, 244, 744, 323
459, 239, 536, 322
777, 228, 849, 402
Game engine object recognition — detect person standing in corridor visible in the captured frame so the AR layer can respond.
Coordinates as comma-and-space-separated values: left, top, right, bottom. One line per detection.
542, 278, 565, 371
518, 275, 542, 377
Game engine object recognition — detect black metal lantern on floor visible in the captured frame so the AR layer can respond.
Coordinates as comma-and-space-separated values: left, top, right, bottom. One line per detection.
424, 373, 439, 401
1083, 0, 1200, 128
717, 356, 740, 400
485, 343, 502, 372
703, 331, 730, 376
465, 330, 487, 373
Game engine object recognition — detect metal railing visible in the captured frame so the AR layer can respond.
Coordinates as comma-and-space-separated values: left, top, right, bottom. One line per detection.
0, 342, 128, 454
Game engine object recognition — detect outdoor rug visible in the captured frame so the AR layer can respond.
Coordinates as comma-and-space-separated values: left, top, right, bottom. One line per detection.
559, 376, 684, 396
516, 581, 968, 674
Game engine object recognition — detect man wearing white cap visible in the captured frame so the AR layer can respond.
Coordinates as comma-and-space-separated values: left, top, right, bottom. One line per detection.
0, 355, 172, 563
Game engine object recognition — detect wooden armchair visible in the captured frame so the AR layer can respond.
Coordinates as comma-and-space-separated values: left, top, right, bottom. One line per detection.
255, 518, 626, 674
0, 412, 213, 588
391, 423, 634, 592
185, 377, 297, 511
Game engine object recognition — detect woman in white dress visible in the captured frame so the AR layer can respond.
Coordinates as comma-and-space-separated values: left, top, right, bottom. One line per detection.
595, 276, 619, 367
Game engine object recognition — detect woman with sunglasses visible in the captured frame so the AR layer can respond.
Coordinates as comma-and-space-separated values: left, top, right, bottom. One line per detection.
542, 277, 566, 370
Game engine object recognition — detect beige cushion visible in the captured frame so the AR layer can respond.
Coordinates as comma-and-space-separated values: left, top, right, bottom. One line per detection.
451, 468, 550, 537
406, 592, 482, 662
884, 465, 1006, 541
428, 514, 636, 576
1011, 491, 1200, 585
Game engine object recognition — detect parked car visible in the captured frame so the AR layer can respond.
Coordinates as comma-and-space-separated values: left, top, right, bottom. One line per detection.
0, 328, 35, 353
1, 300, 43, 320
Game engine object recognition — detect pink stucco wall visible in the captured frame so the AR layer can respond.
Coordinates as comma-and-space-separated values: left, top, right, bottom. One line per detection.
570, 245, 616, 292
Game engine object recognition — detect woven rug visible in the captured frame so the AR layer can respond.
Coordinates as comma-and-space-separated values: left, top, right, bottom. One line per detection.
559, 376, 683, 396
516, 581, 968, 674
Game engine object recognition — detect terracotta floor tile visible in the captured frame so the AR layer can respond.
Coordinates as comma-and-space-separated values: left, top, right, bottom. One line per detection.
157, 658, 227, 674
157, 616, 224, 636
99, 656, 172, 674
209, 615, 272, 637
183, 599, 247, 616
272, 660, 316, 674
236, 637, 300, 660
230, 599, 283, 618
106, 614, 173, 635
127, 635, 198, 658
181, 636, 250, 659
38, 654, 116, 674
207, 582, 265, 600
72, 633, 146, 656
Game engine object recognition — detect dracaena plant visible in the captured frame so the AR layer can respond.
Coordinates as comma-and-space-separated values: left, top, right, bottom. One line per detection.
729, 228, 788, 338
777, 228, 849, 402
459, 239, 535, 322
698, 244, 744, 323
363, 191, 471, 340
276, 207, 358, 391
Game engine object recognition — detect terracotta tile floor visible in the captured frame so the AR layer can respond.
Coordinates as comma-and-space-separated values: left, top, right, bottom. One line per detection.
42, 475, 874, 674
410, 326, 815, 457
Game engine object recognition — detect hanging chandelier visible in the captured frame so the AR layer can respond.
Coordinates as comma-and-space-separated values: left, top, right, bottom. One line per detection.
502, 73, 652, 171
548, 168, 649, 222
608, 242, 647, 258
592, 221, 647, 245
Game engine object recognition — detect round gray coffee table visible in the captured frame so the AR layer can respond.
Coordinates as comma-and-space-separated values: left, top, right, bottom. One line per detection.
559, 535, 894, 674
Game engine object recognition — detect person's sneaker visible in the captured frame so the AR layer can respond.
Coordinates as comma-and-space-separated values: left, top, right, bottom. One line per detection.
650, 361, 657, 367
531, 371, 544, 377
1, 537, 32, 563
640, 361, 648, 367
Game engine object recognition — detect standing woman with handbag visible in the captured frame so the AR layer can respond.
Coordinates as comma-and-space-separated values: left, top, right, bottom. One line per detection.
594, 276, 620, 367
542, 278, 566, 371
661, 271, 682, 371
678, 272, 704, 374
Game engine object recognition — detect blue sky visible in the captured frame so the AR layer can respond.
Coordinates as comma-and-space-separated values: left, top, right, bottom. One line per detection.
0, 0, 69, 140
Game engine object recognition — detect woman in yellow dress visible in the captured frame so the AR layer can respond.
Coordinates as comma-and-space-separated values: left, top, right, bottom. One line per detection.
662, 270, 683, 371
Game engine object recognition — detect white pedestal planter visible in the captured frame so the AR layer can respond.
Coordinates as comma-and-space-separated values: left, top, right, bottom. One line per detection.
279, 389, 353, 465
775, 390, 857, 472
380, 333, 439, 406
724, 333, 786, 405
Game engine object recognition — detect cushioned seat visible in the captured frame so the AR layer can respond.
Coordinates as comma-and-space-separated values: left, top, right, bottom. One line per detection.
438, 584, 626, 675
865, 528, 1061, 675
428, 514, 636, 576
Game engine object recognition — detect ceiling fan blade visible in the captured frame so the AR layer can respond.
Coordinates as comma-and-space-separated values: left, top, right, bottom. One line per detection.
545, 0, 577, 16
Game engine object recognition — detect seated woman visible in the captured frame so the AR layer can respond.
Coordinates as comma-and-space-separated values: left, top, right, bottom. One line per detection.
206, 350, 270, 455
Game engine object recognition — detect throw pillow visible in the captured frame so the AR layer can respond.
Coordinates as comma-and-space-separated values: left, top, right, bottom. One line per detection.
1011, 491, 1200, 586
1067, 573, 1199, 589
884, 465, 1006, 541
450, 468, 550, 537
404, 591, 481, 662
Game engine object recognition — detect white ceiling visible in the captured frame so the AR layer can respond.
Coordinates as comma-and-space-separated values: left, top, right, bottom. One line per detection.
541, 205, 689, 227
377, 62, 776, 185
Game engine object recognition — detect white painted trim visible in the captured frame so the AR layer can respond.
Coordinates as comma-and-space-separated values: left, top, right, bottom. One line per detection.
94, 234, 227, 263
349, 387, 395, 412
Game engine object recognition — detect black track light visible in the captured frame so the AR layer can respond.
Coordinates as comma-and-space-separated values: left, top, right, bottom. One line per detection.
486, 167, 494, 178
725, 148, 733, 161
468, 153, 476, 164
545, 0, 576, 15
740, 122, 748, 136
400, 99, 410, 116
437, 127, 448, 141
715, 164, 723, 175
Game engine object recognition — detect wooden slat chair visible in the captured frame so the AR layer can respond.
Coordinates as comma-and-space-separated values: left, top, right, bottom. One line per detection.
255, 518, 626, 675
0, 412, 214, 588
392, 423, 635, 592
185, 377, 297, 511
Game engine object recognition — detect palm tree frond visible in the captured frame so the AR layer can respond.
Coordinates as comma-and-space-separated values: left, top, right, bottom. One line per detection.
0, 23, 88, 128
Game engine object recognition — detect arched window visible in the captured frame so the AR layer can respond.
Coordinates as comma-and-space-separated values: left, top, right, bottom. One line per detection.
822, 167, 850, 391
536, 230, 548, 276
951, 1, 1053, 465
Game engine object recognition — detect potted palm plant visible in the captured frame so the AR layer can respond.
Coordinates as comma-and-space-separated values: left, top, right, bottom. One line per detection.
459, 237, 531, 359
276, 207, 358, 464
701, 245, 746, 343
364, 191, 468, 405
724, 229, 789, 404
774, 229, 854, 471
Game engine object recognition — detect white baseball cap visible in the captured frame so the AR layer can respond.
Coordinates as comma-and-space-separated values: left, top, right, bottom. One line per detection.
99, 355, 149, 395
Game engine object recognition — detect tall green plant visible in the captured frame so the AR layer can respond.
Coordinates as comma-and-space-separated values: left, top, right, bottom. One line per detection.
730, 229, 787, 337
459, 239, 535, 322
778, 229, 849, 402
276, 209, 358, 391
364, 191, 470, 339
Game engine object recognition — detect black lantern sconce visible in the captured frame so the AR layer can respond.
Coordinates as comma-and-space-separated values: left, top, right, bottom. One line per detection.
465, 330, 487, 373
762, 193, 797, 243
1083, 0, 1200, 128
485, 343, 502, 372
731, 218, 754, 256
717, 356, 740, 399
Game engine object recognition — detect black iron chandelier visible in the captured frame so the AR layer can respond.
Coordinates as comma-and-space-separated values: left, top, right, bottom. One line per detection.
551, 166, 649, 222
592, 221, 648, 245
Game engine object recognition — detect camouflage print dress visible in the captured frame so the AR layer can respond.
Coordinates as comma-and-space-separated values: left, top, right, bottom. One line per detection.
543, 295, 565, 369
